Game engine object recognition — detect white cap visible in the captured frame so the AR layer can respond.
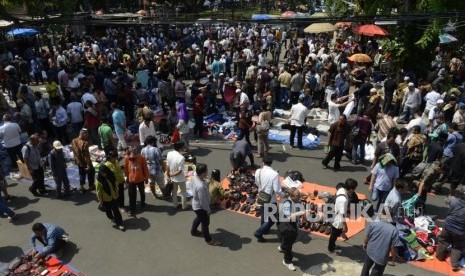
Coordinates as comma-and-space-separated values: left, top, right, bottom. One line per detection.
408, 82, 414, 87
229, 78, 234, 83
370, 88, 377, 93
53, 140, 64, 149
235, 89, 241, 93
436, 99, 444, 104
404, 76, 410, 81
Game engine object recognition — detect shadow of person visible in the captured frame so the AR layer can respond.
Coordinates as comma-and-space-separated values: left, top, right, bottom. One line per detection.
8, 196, 40, 210
12, 210, 41, 225
338, 244, 366, 263
297, 231, 312, 244
191, 147, 212, 157
72, 192, 98, 206
0, 246, 23, 263
59, 241, 80, 264
341, 165, 368, 173
143, 204, 177, 216
297, 252, 335, 274
214, 228, 252, 251
123, 217, 151, 231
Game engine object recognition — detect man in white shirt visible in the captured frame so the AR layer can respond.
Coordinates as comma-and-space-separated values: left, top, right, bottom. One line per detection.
405, 110, 426, 139
289, 95, 308, 149
428, 99, 444, 129
328, 178, 358, 254
50, 102, 69, 145
423, 87, 441, 124
452, 103, 465, 132
328, 94, 353, 126
0, 114, 23, 168
81, 92, 97, 107
398, 83, 421, 123
67, 96, 84, 139
138, 117, 156, 146
166, 141, 187, 210
254, 155, 282, 242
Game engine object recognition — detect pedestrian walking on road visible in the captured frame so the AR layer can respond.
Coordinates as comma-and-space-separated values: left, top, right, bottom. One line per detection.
191, 163, 222, 246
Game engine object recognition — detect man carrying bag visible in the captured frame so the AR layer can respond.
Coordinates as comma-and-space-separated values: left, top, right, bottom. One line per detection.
254, 155, 282, 242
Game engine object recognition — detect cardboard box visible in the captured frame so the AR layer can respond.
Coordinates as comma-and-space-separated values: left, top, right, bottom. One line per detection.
16, 160, 33, 180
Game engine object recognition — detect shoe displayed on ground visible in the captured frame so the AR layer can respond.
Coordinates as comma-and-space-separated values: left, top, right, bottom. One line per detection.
278, 246, 283, 252
282, 260, 296, 271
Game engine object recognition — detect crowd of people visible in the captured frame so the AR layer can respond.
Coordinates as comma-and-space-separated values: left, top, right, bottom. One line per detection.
0, 22, 465, 274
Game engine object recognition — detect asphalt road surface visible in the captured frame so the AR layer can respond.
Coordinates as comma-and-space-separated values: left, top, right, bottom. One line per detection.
0, 133, 446, 276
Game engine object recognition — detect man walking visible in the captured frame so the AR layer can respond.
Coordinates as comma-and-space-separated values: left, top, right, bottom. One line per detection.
254, 155, 281, 242
289, 94, 308, 149
0, 114, 23, 169
361, 215, 400, 276
167, 141, 188, 210
111, 102, 127, 150
71, 129, 95, 193
328, 178, 358, 254
191, 163, 222, 246
322, 115, 351, 171
22, 134, 47, 196
278, 187, 308, 271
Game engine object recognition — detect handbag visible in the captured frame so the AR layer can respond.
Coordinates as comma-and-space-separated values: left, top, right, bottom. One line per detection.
256, 169, 272, 205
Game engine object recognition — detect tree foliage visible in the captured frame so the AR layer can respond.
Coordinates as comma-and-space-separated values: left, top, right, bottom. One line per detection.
0, 0, 78, 20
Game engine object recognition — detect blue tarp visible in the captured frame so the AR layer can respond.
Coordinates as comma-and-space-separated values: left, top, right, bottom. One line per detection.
6, 28, 38, 37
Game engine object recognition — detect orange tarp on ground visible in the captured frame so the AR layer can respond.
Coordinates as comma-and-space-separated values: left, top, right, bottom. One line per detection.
220, 177, 367, 240
411, 257, 464, 276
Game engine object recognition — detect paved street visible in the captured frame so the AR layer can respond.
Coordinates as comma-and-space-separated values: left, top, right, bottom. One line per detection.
0, 132, 446, 275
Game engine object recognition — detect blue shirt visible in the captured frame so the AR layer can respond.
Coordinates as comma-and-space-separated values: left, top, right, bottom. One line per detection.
112, 109, 126, 135
445, 196, 465, 235
384, 188, 402, 219
371, 163, 399, 191
366, 220, 400, 266
443, 132, 463, 157
30, 223, 66, 257
140, 145, 163, 175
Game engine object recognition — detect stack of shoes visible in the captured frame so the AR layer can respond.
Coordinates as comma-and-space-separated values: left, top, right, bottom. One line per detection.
240, 204, 247, 212
249, 205, 257, 214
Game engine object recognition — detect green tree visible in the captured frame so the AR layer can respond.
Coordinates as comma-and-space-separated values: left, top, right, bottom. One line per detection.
0, 0, 78, 21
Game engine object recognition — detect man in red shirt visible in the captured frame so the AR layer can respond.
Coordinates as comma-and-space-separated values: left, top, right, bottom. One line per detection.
83, 100, 101, 146
193, 89, 206, 138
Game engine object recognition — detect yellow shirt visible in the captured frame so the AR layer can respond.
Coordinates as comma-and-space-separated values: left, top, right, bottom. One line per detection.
105, 160, 125, 185
278, 72, 291, 88
45, 82, 59, 98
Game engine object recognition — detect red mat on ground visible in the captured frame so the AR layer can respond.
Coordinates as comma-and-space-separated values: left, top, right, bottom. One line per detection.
43, 257, 80, 275
411, 257, 464, 276
220, 178, 367, 241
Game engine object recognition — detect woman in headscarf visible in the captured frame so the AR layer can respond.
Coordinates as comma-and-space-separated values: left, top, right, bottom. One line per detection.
176, 103, 190, 150
96, 163, 125, 231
